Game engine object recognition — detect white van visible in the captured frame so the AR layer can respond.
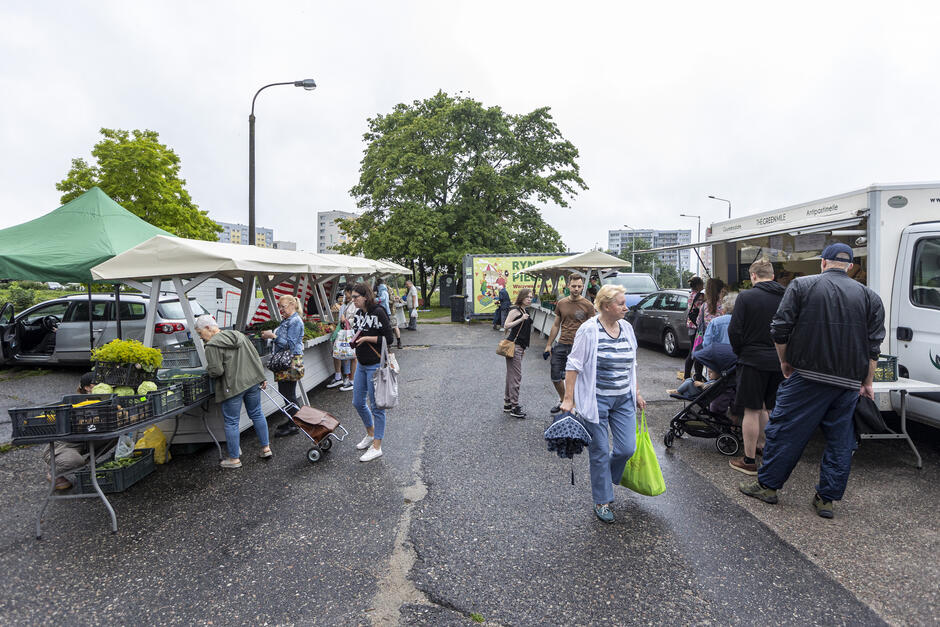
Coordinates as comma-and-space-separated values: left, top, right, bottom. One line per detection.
648, 183, 940, 427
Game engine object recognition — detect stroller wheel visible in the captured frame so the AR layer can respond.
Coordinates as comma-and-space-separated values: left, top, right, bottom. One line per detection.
306, 447, 322, 463
664, 431, 675, 448
715, 434, 740, 456
319, 437, 333, 452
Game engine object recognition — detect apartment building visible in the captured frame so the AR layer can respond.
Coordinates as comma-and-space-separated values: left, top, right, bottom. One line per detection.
216, 221, 275, 248
608, 228, 693, 271
317, 210, 357, 254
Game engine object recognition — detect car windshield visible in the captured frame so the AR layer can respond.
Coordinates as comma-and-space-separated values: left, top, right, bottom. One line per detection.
157, 300, 209, 320
604, 275, 658, 294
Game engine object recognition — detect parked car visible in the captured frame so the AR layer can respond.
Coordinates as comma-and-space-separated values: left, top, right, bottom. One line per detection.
624, 289, 691, 356
0, 293, 211, 365
601, 272, 660, 307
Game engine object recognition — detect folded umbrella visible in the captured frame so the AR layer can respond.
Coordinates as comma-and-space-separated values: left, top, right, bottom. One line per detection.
544, 411, 593, 484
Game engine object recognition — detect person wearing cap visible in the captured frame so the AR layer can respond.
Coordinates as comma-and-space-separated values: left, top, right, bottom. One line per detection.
739, 243, 885, 519
197, 314, 272, 468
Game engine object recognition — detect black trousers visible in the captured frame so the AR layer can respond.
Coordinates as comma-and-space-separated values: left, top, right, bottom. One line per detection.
278, 379, 298, 418
683, 330, 704, 380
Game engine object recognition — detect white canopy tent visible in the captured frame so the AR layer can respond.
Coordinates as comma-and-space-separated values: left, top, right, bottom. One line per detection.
91, 235, 393, 365
525, 250, 631, 299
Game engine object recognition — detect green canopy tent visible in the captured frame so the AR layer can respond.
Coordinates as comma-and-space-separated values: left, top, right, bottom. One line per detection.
0, 186, 173, 283
0, 187, 174, 348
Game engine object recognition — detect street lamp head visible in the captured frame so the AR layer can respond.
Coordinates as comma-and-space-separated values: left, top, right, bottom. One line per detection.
295, 79, 317, 91
708, 195, 717, 200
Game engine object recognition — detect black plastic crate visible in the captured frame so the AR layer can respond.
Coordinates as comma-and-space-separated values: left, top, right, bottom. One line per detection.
149, 383, 185, 417
159, 344, 202, 368
156, 369, 212, 405
8, 403, 72, 443
65, 393, 152, 435
92, 362, 150, 388
874, 354, 899, 383
76, 448, 155, 494
249, 336, 271, 357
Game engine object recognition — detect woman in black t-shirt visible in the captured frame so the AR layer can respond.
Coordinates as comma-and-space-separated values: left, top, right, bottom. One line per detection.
350, 283, 396, 462
502, 288, 533, 419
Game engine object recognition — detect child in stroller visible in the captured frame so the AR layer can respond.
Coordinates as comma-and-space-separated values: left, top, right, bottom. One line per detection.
664, 342, 743, 456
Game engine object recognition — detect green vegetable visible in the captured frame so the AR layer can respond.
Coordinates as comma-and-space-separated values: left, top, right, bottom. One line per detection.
91, 339, 163, 371
91, 383, 113, 395
137, 381, 158, 395
114, 386, 136, 397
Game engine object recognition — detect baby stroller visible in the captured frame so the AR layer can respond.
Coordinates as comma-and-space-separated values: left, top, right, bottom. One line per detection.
664, 343, 742, 456
262, 388, 348, 463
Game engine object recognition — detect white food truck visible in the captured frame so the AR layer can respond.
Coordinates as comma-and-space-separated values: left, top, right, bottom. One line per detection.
649, 182, 940, 427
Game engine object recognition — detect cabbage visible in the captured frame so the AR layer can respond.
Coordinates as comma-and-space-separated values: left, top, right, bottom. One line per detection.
137, 381, 159, 395
91, 383, 113, 395
114, 386, 136, 397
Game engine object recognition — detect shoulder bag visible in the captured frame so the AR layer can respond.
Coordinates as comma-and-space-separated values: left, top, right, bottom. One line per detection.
266, 348, 293, 372
370, 337, 399, 409
496, 307, 521, 358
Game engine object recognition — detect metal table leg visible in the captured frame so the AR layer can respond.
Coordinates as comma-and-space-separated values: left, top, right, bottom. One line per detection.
201, 410, 223, 460
86, 441, 118, 533
36, 443, 57, 539
899, 391, 923, 469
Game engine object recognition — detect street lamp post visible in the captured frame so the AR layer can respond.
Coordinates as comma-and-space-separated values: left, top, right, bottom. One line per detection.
679, 213, 701, 276
623, 223, 637, 271
708, 195, 731, 219
249, 78, 317, 245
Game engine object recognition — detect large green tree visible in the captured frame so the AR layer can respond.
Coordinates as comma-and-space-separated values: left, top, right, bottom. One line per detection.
57, 128, 220, 240
338, 91, 587, 303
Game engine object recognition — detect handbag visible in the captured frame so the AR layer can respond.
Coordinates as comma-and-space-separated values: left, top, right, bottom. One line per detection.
371, 337, 399, 409
620, 410, 666, 496
496, 307, 521, 358
266, 348, 293, 373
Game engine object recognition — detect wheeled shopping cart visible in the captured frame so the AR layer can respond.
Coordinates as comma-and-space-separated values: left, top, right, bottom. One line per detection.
262, 388, 348, 463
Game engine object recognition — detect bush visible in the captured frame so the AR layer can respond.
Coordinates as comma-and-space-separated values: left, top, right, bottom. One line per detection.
8, 287, 34, 310
15, 280, 46, 290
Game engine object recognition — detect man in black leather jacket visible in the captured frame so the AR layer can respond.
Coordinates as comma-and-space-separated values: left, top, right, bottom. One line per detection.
739, 243, 885, 519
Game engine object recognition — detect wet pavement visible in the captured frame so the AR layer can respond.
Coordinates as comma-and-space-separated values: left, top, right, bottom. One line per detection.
0, 322, 936, 625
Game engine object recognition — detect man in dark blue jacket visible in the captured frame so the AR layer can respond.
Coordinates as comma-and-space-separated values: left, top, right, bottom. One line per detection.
727, 258, 786, 475
739, 243, 885, 519
493, 285, 511, 330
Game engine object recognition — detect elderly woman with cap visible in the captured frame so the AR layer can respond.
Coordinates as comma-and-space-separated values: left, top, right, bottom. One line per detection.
196, 314, 272, 468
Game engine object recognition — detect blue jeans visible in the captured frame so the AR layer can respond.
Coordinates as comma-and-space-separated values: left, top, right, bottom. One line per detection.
220, 384, 269, 459
757, 373, 859, 501
341, 360, 352, 376
585, 393, 637, 505
353, 362, 386, 440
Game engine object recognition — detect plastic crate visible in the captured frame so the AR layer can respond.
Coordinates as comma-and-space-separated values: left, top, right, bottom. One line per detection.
249, 336, 271, 357
65, 393, 152, 435
157, 369, 212, 405
76, 448, 155, 494
8, 403, 72, 443
874, 355, 899, 382
92, 361, 149, 388
159, 344, 202, 368
149, 383, 185, 417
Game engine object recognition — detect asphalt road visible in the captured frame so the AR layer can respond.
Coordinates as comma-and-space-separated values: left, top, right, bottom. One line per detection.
0, 322, 935, 625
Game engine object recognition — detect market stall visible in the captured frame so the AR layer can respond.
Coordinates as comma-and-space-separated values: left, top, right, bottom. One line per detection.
89, 236, 398, 445
524, 250, 630, 337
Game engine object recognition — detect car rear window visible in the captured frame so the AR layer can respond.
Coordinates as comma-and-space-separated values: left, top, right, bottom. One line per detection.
604, 275, 658, 294
157, 300, 209, 319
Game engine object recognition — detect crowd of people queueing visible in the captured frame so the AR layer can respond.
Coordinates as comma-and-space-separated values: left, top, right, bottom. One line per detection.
500, 243, 886, 522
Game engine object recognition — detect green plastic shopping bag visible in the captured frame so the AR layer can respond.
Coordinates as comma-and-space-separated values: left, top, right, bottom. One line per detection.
620, 410, 666, 496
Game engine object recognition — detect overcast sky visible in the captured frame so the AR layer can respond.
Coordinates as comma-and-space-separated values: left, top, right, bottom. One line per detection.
2, 1, 939, 253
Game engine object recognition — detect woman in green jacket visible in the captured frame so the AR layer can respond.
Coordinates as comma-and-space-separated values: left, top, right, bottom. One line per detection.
196, 315, 271, 468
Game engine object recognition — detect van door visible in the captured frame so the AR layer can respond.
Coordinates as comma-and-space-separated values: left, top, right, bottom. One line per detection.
892, 225, 940, 427
0, 302, 13, 361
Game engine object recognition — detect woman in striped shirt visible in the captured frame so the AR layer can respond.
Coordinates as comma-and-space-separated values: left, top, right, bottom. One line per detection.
560, 284, 647, 524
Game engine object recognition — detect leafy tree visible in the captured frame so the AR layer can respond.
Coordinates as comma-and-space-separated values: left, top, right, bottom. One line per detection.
339, 91, 587, 303
681, 270, 696, 287
57, 128, 220, 240
655, 264, 680, 289
617, 237, 654, 275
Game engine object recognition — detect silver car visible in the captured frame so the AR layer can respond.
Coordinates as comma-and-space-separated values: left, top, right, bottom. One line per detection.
0, 293, 210, 365
624, 289, 692, 357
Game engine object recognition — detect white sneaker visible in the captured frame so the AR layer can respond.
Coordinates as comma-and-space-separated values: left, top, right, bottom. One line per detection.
359, 447, 383, 462
355, 435, 374, 450
326, 377, 344, 389
340, 379, 354, 391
